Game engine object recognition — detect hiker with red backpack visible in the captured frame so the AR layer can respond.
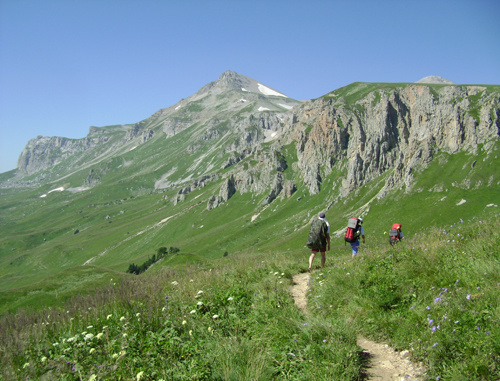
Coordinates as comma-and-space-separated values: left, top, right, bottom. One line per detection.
389, 223, 404, 246
306, 212, 330, 271
344, 217, 365, 257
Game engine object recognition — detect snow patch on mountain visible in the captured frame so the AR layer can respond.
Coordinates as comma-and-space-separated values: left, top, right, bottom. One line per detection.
257, 83, 287, 97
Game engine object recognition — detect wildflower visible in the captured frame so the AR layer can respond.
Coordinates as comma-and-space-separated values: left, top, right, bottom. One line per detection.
23, 363, 30, 369
274, 272, 279, 275
162, 307, 166, 312
287, 352, 296, 357
84, 333, 94, 341
189, 330, 193, 336
432, 326, 437, 332
426, 306, 431, 310
89, 375, 97, 381
136, 371, 144, 380
107, 314, 112, 320
89, 348, 96, 354
53, 342, 59, 346
208, 327, 213, 333
197, 290, 204, 295
455, 320, 459, 324
87, 325, 93, 329
428, 319, 434, 326
123, 333, 128, 338
432, 342, 438, 347
190, 310, 196, 314
322, 339, 327, 343
212, 315, 219, 319
41, 356, 47, 362
227, 297, 234, 301
120, 316, 126, 321
190, 279, 194, 282
112, 354, 118, 359
182, 320, 187, 325
136, 313, 141, 317
434, 297, 441, 303
97, 332, 104, 339
466, 294, 471, 300
171, 281, 178, 286
197, 301, 203, 306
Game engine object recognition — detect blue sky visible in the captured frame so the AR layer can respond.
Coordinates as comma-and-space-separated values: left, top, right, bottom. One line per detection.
1, 0, 499, 173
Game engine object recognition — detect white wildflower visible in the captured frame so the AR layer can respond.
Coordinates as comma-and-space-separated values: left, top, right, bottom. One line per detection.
197, 301, 203, 306
107, 314, 112, 320
227, 297, 234, 301
136, 371, 145, 381
212, 314, 219, 319
190, 310, 196, 314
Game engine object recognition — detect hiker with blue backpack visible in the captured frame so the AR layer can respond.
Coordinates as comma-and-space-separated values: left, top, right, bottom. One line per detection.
344, 217, 365, 257
306, 212, 330, 271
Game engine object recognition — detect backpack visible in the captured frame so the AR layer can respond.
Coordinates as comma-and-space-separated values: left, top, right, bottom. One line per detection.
389, 223, 402, 245
344, 217, 360, 243
306, 218, 328, 250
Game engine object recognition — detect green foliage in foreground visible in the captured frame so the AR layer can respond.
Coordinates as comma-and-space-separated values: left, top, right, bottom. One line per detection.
0, 255, 360, 380
1, 212, 498, 380
308, 212, 500, 380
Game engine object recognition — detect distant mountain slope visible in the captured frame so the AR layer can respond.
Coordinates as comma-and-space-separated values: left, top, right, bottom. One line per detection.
415, 75, 454, 84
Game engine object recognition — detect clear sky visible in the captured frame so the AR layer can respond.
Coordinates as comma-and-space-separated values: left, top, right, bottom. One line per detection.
1, 0, 499, 173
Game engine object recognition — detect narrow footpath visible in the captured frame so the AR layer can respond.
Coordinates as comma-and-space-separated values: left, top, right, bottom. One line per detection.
291, 273, 426, 380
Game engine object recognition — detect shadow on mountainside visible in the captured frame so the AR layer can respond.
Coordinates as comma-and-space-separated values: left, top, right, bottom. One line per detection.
291, 272, 427, 381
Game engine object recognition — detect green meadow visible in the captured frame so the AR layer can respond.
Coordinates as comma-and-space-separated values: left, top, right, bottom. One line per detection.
0, 136, 499, 379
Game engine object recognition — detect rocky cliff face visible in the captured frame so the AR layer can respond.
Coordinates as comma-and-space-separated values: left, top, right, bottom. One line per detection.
286, 84, 499, 196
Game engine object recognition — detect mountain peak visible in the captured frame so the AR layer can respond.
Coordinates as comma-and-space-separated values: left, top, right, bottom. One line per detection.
415, 75, 454, 84
200, 70, 288, 98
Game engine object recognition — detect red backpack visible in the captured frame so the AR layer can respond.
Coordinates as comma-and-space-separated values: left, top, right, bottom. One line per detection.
344, 217, 360, 243
389, 223, 402, 245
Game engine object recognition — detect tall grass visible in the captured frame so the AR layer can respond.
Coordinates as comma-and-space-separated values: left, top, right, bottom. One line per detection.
0, 254, 359, 380
308, 213, 500, 380
1, 212, 498, 380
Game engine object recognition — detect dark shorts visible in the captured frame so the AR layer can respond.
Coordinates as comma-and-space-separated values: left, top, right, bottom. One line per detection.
311, 248, 326, 253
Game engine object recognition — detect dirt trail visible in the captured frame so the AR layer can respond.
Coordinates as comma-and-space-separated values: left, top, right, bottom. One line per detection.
291, 273, 426, 380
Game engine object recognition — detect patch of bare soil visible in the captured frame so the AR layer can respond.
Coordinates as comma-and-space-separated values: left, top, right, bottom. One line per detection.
290, 273, 427, 380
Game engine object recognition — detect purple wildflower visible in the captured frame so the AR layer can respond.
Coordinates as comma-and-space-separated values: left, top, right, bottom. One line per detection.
426, 306, 431, 310
433, 342, 438, 347
466, 294, 471, 300
434, 297, 442, 303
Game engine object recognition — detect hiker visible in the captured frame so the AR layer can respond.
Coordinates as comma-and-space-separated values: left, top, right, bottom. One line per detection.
389, 223, 404, 246
347, 217, 365, 257
306, 212, 330, 271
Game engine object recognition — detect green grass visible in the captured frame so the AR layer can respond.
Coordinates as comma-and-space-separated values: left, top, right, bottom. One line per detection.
1, 213, 498, 380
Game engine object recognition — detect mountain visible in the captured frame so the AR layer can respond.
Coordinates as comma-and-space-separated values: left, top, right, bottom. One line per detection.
415, 75, 454, 84
0, 72, 499, 307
